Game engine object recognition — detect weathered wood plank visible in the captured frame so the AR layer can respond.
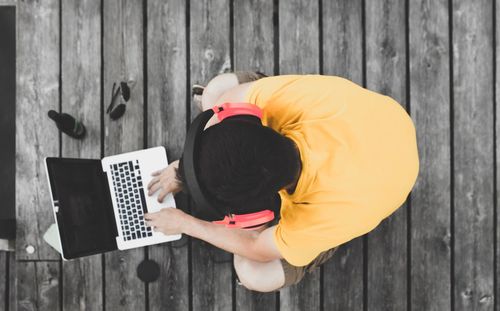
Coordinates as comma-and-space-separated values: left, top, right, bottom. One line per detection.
16, 0, 60, 260
279, 0, 320, 310
60, 0, 103, 309
190, 0, 232, 310
0, 0, 16, 6
102, 0, 146, 310
409, 0, 451, 310
147, 0, 189, 310
322, 0, 363, 81
365, 1, 408, 310
61, 256, 102, 311
453, 0, 495, 309
8, 253, 16, 311
321, 1, 364, 310
233, 0, 274, 74
0, 252, 6, 311
233, 0, 276, 309
279, 0, 319, 75
496, 0, 500, 309
16, 261, 59, 311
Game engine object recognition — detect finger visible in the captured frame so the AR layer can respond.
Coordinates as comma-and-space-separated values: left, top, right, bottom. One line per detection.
157, 184, 177, 203
144, 212, 160, 221
150, 172, 174, 189
149, 175, 175, 195
148, 182, 162, 196
147, 176, 160, 190
151, 168, 165, 176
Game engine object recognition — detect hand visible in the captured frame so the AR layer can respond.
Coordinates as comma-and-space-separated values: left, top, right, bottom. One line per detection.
147, 160, 182, 203
144, 208, 190, 235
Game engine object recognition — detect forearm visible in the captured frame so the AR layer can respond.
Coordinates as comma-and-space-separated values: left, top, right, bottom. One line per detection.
182, 214, 270, 262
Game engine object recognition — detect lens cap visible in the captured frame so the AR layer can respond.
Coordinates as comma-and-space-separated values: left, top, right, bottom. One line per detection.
137, 259, 160, 283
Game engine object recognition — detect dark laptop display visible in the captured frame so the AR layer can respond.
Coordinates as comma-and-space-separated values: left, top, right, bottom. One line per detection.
46, 158, 117, 258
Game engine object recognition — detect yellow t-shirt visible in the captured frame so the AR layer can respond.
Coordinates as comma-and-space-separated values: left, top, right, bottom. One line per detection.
245, 75, 419, 267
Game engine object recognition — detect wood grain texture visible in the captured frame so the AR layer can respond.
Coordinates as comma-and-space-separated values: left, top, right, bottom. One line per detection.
16, 261, 59, 311
147, 0, 189, 310
16, 0, 60, 260
8, 253, 16, 311
278, 0, 319, 74
190, 0, 233, 310
102, 0, 146, 310
0, 0, 15, 6
409, 0, 451, 310
365, 1, 408, 310
452, 0, 495, 309
233, 0, 277, 309
60, 0, 103, 309
278, 1, 320, 310
233, 0, 274, 74
496, 0, 500, 309
0, 252, 6, 311
321, 1, 364, 310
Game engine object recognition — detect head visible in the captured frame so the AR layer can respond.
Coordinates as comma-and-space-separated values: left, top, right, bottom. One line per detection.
178, 116, 301, 216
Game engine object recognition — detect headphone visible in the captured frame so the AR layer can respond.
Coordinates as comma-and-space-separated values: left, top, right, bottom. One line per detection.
180, 102, 275, 229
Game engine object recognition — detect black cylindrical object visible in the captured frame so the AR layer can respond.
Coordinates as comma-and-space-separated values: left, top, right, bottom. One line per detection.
48, 110, 86, 139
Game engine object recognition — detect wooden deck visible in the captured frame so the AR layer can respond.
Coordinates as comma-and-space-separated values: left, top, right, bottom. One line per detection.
0, 0, 497, 310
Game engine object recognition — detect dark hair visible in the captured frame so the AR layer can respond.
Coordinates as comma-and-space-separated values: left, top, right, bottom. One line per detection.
179, 117, 300, 215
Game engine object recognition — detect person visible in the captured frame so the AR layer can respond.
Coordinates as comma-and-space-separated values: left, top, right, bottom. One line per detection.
144, 72, 419, 292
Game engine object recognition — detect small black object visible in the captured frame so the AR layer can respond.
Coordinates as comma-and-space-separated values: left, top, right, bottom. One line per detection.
0, 219, 15, 240
47, 110, 86, 139
137, 259, 160, 283
192, 84, 205, 96
106, 81, 131, 120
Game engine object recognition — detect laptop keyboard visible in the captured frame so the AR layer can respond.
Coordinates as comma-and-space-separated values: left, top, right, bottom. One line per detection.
110, 160, 153, 241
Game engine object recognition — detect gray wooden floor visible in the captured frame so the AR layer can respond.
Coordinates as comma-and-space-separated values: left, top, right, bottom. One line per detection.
0, 0, 497, 310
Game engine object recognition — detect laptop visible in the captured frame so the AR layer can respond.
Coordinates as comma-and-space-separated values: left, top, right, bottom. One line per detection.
44, 146, 181, 260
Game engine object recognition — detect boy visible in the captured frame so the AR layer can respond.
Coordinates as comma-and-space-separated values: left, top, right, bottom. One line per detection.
145, 72, 419, 292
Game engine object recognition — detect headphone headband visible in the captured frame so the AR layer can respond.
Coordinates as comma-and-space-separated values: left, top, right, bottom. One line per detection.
212, 102, 263, 121
181, 102, 275, 227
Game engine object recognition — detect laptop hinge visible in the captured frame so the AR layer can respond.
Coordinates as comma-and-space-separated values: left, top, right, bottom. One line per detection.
101, 171, 119, 240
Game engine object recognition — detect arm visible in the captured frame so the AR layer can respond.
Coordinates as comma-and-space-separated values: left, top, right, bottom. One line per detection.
145, 208, 282, 262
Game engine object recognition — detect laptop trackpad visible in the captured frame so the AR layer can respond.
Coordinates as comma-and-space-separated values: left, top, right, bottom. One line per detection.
46, 158, 117, 258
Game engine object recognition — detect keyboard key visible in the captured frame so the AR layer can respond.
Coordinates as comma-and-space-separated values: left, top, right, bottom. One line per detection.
110, 160, 150, 242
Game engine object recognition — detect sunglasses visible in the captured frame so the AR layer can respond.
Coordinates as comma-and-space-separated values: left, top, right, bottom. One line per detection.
106, 81, 132, 120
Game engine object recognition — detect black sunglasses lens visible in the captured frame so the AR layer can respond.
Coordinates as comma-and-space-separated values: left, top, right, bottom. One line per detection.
120, 82, 130, 101
110, 104, 126, 120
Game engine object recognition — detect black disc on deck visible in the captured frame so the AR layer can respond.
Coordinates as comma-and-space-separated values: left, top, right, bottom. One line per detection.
137, 259, 160, 283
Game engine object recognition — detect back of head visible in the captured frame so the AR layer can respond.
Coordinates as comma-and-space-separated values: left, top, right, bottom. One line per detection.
194, 117, 300, 215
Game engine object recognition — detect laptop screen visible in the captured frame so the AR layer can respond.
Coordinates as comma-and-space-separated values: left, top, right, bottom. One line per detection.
46, 158, 117, 258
